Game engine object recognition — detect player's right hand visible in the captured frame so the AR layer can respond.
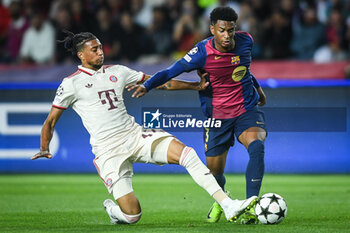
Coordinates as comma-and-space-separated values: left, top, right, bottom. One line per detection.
31, 150, 52, 160
127, 84, 147, 98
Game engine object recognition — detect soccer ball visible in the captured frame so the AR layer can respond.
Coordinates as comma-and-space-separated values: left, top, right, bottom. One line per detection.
254, 193, 287, 224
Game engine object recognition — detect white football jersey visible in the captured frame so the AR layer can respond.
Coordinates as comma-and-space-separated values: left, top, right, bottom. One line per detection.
53, 65, 145, 154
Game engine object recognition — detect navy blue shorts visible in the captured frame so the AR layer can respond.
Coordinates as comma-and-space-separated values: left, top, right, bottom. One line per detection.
203, 106, 266, 157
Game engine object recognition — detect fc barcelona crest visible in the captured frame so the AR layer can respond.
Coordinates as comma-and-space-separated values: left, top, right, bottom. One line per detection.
231, 56, 240, 65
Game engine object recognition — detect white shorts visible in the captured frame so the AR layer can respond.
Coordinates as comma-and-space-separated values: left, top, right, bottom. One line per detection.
93, 128, 175, 199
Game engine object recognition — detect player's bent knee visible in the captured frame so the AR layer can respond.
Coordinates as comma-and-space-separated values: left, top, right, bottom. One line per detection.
113, 181, 142, 215
116, 194, 141, 215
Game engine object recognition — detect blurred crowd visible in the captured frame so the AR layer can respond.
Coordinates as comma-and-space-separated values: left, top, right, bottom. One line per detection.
0, 0, 350, 65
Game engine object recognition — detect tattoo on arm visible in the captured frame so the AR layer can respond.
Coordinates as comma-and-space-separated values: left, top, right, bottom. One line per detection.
157, 82, 172, 90
157, 85, 167, 90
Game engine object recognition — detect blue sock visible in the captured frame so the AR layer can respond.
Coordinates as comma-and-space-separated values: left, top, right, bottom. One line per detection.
214, 174, 226, 191
246, 140, 265, 198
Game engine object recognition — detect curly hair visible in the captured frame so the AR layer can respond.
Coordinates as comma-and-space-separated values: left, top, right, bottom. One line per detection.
210, 6, 238, 25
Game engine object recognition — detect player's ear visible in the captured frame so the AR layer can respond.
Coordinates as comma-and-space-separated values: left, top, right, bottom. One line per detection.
210, 24, 215, 36
77, 51, 83, 60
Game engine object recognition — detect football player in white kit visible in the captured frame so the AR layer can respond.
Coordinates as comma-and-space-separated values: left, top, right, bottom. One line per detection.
31, 31, 257, 224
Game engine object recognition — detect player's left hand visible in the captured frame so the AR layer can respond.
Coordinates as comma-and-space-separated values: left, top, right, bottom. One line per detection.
257, 87, 266, 106
126, 84, 147, 98
31, 150, 52, 160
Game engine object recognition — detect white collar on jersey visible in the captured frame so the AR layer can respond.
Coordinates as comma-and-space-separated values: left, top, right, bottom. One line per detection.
78, 65, 105, 76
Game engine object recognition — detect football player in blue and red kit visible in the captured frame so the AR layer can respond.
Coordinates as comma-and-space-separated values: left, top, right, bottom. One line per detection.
129, 6, 267, 224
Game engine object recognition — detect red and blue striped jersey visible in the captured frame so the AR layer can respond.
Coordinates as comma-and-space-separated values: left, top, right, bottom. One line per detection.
178, 31, 259, 119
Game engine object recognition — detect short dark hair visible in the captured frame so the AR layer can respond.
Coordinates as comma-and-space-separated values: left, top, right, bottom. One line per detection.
59, 30, 97, 55
210, 6, 238, 25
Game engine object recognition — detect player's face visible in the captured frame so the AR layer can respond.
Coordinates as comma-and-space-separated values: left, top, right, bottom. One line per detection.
80, 39, 104, 70
210, 20, 236, 52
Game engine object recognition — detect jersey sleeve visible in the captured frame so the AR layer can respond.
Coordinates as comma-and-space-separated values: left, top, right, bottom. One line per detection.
52, 78, 76, 109
238, 31, 254, 50
245, 34, 258, 88
242, 31, 254, 48
142, 42, 207, 91
122, 66, 145, 86
178, 43, 207, 72
249, 35, 254, 50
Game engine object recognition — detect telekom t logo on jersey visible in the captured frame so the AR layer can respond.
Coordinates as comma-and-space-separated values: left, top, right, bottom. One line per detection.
98, 89, 118, 110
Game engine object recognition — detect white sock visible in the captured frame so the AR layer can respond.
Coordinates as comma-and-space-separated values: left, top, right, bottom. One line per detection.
110, 205, 142, 224
179, 146, 221, 196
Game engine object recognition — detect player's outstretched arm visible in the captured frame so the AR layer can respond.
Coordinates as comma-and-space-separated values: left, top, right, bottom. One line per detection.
127, 72, 209, 96
31, 107, 64, 160
156, 71, 209, 91
128, 60, 189, 98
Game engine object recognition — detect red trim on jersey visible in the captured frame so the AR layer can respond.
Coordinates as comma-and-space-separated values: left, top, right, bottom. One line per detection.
52, 105, 67, 110
137, 73, 146, 84
78, 68, 93, 76
65, 70, 81, 79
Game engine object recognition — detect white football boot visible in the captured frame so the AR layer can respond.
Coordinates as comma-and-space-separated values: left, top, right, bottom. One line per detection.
223, 196, 258, 222
103, 199, 119, 224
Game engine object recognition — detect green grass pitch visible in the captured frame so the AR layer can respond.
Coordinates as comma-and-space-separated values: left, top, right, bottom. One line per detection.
0, 174, 349, 233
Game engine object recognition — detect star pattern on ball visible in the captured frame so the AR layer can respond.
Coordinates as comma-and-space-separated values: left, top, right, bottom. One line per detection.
269, 194, 281, 204
260, 204, 273, 220
276, 206, 286, 220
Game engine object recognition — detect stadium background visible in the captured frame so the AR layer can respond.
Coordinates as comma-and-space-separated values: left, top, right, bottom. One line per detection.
0, 0, 349, 174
